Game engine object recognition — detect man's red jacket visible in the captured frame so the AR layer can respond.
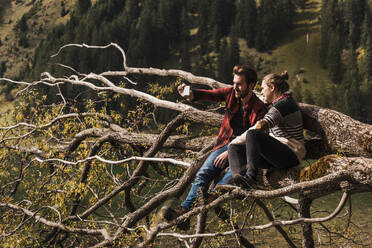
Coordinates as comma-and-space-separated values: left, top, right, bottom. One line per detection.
193, 87, 267, 151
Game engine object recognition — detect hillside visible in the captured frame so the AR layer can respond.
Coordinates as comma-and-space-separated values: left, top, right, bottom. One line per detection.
1, 0, 329, 90
0, 4, 326, 80
0, 0, 78, 78
272, 0, 332, 98
1, 0, 371, 123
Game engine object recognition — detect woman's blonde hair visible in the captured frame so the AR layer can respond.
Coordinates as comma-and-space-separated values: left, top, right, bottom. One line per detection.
263, 70, 289, 93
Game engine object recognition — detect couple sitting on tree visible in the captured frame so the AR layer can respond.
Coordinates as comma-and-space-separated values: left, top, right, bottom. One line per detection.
165, 65, 306, 230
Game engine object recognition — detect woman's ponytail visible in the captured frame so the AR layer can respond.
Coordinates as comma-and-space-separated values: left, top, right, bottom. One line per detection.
263, 71, 290, 94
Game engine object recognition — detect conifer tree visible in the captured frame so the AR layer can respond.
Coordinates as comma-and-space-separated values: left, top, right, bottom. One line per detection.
180, 7, 191, 71
198, 0, 210, 55
210, 0, 223, 48
229, 25, 240, 67
342, 51, 361, 119
280, 0, 296, 30
320, 0, 338, 67
327, 32, 343, 83
236, 0, 257, 48
128, 1, 156, 67
156, 0, 182, 44
234, 1, 245, 39
361, 5, 371, 46
365, 34, 372, 81
346, 0, 365, 49
124, 0, 140, 21
256, 0, 276, 51
217, 38, 231, 83
77, 0, 91, 15
0, 61, 6, 77
181, 42, 191, 72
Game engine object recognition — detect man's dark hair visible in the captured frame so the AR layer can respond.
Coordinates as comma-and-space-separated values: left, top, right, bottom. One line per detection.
233, 65, 258, 87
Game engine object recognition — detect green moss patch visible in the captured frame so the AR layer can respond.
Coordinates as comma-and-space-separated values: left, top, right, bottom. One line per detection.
299, 155, 338, 182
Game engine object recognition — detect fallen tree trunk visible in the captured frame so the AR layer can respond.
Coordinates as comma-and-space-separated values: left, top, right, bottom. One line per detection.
58, 104, 371, 161
259, 155, 372, 198
300, 103, 372, 158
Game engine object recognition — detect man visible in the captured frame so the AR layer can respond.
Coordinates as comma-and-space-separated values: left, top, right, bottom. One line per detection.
165, 65, 267, 229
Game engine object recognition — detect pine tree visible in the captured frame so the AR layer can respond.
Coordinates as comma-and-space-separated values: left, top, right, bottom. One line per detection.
327, 32, 343, 83
198, 0, 210, 55
276, 0, 295, 33
180, 7, 191, 71
237, 0, 257, 48
217, 38, 231, 83
342, 51, 361, 119
156, 0, 182, 44
346, 0, 365, 49
234, 1, 246, 39
256, 0, 276, 51
124, 0, 139, 21
229, 25, 240, 67
361, 5, 371, 46
77, 0, 91, 15
0, 61, 6, 77
320, 0, 338, 67
180, 7, 189, 42
181, 42, 191, 71
210, 0, 223, 45
365, 33, 372, 81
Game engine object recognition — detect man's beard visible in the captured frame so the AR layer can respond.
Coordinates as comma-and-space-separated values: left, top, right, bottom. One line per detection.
237, 88, 250, 99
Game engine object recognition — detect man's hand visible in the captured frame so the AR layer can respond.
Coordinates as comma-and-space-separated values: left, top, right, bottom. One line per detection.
213, 151, 228, 168
178, 83, 194, 101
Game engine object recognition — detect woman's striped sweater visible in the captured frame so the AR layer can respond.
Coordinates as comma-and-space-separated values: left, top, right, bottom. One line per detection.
230, 95, 306, 161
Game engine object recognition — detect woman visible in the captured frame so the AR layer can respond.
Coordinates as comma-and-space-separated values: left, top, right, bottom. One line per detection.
227, 71, 306, 188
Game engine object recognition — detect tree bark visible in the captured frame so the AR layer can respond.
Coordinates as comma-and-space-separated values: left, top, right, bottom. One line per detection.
298, 197, 314, 248
300, 103, 372, 158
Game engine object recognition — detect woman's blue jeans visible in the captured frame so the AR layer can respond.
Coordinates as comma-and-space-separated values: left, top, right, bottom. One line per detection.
181, 144, 232, 211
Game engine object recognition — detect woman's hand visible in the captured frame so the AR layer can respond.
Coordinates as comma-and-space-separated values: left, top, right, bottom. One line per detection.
255, 120, 269, 132
214, 151, 228, 168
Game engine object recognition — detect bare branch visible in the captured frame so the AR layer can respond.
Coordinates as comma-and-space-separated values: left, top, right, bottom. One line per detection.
34, 155, 190, 168
0, 202, 111, 240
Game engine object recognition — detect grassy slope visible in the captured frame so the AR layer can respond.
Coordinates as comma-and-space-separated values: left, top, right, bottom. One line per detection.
0, 0, 76, 78
0, 0, 99, 79
240, 0, 332, 100
237, 0, 332, 106
272, 0, 332, 100
0, 0, 99, 123
0, 0, 76, 123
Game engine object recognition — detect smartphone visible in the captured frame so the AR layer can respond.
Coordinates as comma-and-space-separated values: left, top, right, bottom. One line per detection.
181, 85, 190, 97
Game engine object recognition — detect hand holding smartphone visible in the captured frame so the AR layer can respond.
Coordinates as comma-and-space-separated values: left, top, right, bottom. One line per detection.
178, 83, 193, 101
181, 85, 190, 97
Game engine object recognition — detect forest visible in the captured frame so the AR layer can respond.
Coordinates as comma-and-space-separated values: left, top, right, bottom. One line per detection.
0, 0, 371, 247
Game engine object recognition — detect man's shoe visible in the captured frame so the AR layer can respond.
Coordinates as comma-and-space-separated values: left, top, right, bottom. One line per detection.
163, 206, 190, 231
232, 174, 256, 189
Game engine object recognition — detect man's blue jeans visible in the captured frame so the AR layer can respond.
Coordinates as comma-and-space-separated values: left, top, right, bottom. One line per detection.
181, 144, 232, 211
